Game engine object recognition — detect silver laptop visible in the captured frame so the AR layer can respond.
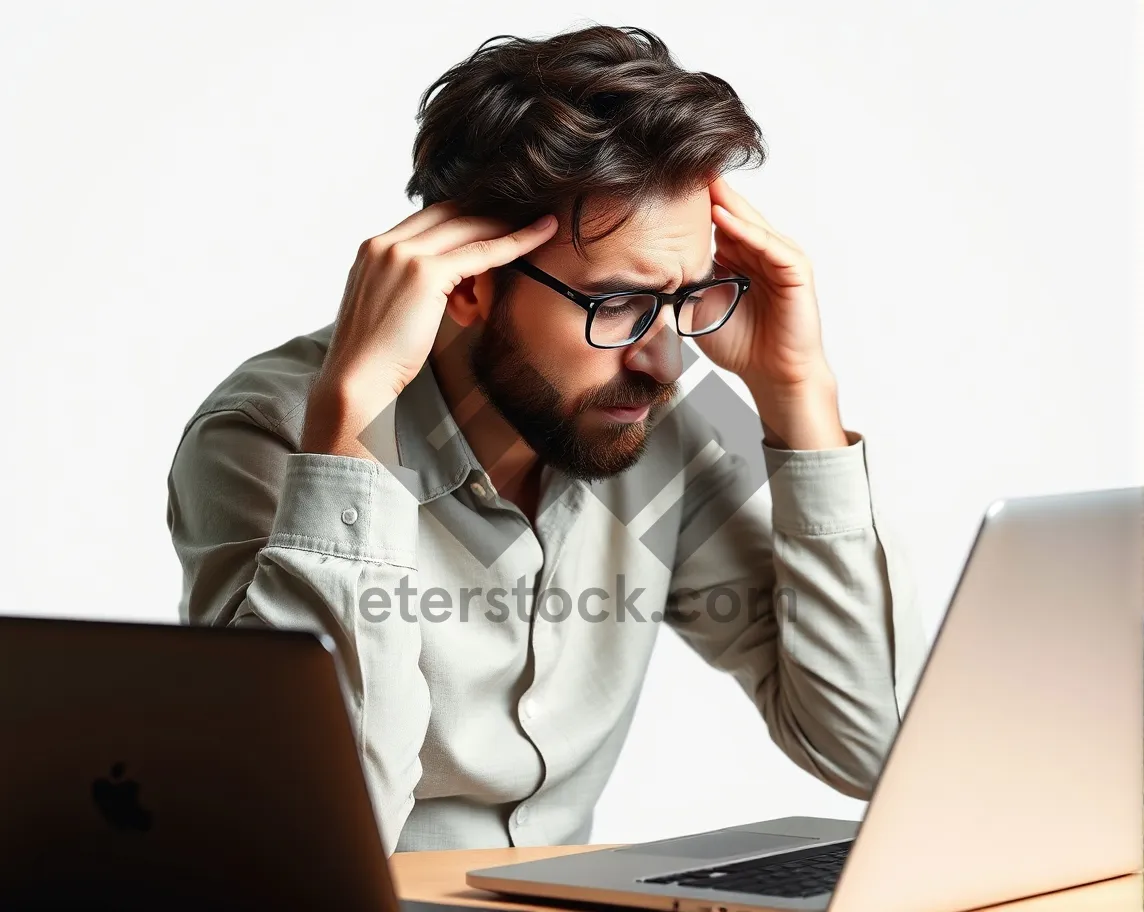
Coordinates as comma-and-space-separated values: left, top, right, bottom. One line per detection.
467, 486, 1144, 912
0, 617, 487, 912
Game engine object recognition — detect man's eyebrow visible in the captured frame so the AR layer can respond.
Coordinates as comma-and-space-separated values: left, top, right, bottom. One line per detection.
580, 261, 718, 295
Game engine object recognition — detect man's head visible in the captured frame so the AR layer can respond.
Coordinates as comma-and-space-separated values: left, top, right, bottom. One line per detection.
406, 25, 766, 481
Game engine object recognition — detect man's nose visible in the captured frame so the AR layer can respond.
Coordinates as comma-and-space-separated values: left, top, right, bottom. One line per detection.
623, 306, 683, 385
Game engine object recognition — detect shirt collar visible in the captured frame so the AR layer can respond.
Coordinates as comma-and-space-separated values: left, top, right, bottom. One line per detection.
393, 359, 593, 509
394, 358, 483, 504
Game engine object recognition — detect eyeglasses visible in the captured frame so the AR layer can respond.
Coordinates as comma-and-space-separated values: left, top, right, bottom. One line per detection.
505, 257, 750, 349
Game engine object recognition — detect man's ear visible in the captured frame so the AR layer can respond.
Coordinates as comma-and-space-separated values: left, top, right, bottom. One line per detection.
445, 271, 496, 328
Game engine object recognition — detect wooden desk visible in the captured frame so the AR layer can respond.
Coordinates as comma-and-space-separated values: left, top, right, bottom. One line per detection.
391, 845, 1143, 912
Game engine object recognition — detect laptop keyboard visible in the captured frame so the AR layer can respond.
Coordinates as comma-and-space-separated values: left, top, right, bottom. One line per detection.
639, 840, 853, 900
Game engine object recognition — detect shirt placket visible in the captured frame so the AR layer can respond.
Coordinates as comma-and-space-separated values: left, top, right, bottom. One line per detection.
508, 476, 588, 846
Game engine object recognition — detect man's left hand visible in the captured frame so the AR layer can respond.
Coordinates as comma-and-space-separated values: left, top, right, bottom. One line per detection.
695, 174, 849, 450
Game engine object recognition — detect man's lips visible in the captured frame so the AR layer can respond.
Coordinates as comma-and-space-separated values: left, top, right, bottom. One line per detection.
597, 401, 653, 422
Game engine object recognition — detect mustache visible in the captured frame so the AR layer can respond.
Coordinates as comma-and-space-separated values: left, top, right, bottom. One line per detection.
577, 374, 679, 413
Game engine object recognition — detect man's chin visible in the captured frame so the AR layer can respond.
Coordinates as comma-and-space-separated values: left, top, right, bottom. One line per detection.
553, 417, 649, 481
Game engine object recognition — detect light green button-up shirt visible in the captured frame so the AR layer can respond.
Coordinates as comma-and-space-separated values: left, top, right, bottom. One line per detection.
166, 322, 926, 854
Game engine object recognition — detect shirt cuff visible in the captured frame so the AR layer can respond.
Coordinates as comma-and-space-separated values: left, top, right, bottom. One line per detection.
268, 453, 419, 567
762, 430, 874, 535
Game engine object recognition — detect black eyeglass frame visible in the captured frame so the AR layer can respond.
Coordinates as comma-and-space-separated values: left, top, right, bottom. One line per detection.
505, 257, 751, 350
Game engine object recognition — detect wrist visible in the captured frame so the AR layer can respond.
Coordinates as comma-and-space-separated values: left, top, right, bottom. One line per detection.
747, 372, 847, 451
301, 375, 401, 460
761, 414, 848, 451
743, 363, 837, 405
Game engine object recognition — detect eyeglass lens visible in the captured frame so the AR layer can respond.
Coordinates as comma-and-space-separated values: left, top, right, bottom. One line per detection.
588, 281, 739, 346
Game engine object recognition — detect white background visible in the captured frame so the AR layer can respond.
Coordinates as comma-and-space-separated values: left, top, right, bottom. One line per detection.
1, 2, 1139, 844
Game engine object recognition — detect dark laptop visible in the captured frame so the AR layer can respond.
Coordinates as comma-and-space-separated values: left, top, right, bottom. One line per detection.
0, 616, 485, 911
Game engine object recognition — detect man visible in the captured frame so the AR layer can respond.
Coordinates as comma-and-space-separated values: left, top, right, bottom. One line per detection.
166, 25, 926, 854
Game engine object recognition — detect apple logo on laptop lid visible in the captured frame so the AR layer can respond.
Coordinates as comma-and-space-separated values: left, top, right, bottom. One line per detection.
92, 762, 153, 832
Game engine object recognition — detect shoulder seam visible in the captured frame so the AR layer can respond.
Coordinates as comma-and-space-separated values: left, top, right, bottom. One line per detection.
183, 393, 306, 437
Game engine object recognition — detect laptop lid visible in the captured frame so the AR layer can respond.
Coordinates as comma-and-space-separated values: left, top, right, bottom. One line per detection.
0, 618, 401, 912
830, 486, 1144, 912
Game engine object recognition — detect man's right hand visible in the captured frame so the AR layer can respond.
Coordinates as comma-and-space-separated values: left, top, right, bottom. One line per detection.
300, 202, 558, 459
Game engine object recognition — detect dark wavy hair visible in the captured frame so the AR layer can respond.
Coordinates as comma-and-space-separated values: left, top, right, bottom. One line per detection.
404, 24, 767, 270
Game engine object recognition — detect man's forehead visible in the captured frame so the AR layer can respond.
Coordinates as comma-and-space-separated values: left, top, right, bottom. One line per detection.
551, 241, 716, 293
544, 211, 714, 291
553, 185, 709, 244
575, 259, 718, 294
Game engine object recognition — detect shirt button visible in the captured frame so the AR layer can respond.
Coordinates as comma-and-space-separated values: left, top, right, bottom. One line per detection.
515, 803, 530, 825
470, 482, 487, 499
341, 507, 358, 525
521, 697, 538, 720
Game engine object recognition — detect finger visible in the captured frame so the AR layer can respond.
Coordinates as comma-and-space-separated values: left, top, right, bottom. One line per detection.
713, 204, 809, 287
443, 214, 559, 277
712, 227, 753, 274
709, 175, 776, 232
400, 213, 525, 257
709, 176, 801, 250
377, 199, 466, 245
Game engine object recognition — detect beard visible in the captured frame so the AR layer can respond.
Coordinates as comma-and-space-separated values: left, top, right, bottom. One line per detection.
467, 302, 678, 483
